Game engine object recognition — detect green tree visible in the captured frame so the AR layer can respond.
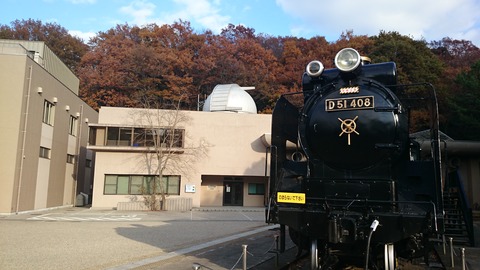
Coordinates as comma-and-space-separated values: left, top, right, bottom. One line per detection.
369, 31, 445, 132
370, 31, 444, 85
429, 38, 480, 135
446, 61, 480, 140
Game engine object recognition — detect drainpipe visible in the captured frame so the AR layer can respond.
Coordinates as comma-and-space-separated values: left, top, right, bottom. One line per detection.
73, 105, 84, 206
16, 66, 33, 213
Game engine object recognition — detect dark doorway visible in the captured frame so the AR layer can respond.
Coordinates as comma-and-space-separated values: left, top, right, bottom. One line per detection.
223, 181, 243, 206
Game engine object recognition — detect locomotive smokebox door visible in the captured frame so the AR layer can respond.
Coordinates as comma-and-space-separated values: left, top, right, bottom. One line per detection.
300, 82, 407, 170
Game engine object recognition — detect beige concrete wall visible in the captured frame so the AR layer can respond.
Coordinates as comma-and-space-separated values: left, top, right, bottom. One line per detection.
200, 177, 224, 206
0, 54, 28, 213
91, 107, 271, 209
0, 49, 98, 214
243, 176, 267, 207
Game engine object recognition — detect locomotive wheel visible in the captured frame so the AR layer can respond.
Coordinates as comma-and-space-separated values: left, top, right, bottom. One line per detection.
384, 243, 396, 270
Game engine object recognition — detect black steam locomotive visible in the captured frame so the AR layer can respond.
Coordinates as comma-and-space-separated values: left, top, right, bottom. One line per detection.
266, 48, 445, 269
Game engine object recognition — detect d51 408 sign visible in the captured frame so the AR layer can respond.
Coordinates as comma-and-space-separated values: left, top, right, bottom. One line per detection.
325, 96, 374, 112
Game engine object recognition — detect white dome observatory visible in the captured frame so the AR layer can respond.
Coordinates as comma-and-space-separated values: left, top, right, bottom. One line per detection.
203, 84, 257, 114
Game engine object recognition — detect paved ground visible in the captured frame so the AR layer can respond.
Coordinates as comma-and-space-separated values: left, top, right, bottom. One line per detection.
1, 207, 479, 270
0, 206, 272, 270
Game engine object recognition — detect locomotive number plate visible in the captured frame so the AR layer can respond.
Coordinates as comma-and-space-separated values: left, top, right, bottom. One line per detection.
277, 192, 306, 204
325, 96, 374, 112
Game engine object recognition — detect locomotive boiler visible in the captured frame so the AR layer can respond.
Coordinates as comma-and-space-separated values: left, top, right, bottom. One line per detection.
266, 48, 445, 269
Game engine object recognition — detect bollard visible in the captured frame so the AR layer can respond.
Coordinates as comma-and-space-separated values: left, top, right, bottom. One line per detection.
192, 263, 201, 270
242, 245, 248, 270
449, 237, 454, 268
461, 248, 465, 270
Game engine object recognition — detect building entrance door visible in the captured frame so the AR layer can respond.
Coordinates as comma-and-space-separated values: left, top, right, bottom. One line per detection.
223, 181, 243, 206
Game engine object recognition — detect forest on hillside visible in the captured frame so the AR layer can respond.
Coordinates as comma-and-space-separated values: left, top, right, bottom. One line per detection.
1, 19, 480, 140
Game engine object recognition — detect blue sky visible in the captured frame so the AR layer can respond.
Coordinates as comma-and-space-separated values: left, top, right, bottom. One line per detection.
2, 0, 480, 46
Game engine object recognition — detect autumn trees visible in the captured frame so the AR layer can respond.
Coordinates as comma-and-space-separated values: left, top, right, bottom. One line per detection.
0, 19, 88, 72
2, 19, 480, 140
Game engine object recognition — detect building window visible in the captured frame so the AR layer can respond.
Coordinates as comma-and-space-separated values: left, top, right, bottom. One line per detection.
69, 115, 78, 136
104, 175, 181, 195
106, 127, 132, 146
42, 100, 55, 125
248, 183, 265, 195
67, 154, 75, 164
86, 159, 92, 168
119, 128, 132, 146
40, 147, 51, 159
105, 127, 184, 148
106, 127, 120, 146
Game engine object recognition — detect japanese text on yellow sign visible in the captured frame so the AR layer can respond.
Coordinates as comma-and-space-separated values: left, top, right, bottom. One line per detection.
277, 192, 306, 204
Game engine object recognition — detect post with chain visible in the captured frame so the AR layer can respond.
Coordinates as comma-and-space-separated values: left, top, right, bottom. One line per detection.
242, 244, 248, 270
449, 237, 454, 268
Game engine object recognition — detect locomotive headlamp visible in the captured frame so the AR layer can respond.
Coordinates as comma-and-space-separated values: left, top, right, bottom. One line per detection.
335, 48, 361, 72
306, 60, 324, 77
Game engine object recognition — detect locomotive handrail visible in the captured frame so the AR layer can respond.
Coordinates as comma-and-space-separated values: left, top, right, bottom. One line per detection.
387, 82, 444, 211
265, 145, 277, 223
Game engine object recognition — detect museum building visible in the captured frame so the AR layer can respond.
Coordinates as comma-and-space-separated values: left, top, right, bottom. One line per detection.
88, 84, 272, 210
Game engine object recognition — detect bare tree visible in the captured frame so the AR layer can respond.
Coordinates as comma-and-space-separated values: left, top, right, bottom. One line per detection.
131, 96, 209, 210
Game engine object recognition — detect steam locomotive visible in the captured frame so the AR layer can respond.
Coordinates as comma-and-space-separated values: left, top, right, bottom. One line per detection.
266, 48, 445, 269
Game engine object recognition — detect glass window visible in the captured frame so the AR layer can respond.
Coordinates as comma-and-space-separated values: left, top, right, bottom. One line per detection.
103, 175, 181, 195
161, 129, 184, 148
117, 176, 129, 194
248, 183, 265, 195
133, 128, 146, 147
42, 100, 55, 125
166, 176, 181, 194
104, 175, 117, 194
131, 176, 143, 195
106, 127, 119, 146
39, 147, 51, 159
145, 129, 156, 147
143, 176, 156, 194
67, 154, 75, 164
119, 128, 132, 146
88, 127, 97, 145
95, 126, 185, 148
68, 116, 78, 136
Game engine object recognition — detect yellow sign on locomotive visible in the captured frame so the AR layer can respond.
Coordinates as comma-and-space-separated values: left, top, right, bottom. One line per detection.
277, 192, 306, 204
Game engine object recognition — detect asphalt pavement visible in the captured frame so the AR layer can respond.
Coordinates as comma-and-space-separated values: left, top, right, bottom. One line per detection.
0, 206, 272, 270
1, 206, 479, 270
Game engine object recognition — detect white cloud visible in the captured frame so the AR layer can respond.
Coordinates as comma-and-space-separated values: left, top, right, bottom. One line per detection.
276, 0, 480, 45
69, 30, 96, 42
119, 0, 156, 26
117, 0, 230, 33
169, 0, 230, 33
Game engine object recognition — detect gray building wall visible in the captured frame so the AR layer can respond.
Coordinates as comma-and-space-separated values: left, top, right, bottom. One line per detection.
0, 40, 98, 214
